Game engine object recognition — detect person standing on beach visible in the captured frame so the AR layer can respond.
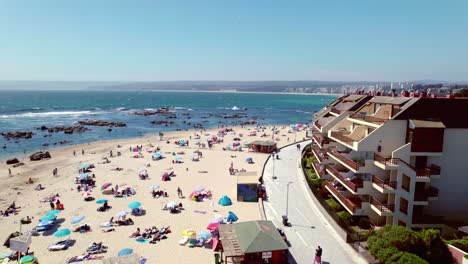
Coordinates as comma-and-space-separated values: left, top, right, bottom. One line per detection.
73, 150, 76, 156
82, 149, 85, 155
177, 187, 183, 198
8, 168, 12, 176
50, 200, 55, 210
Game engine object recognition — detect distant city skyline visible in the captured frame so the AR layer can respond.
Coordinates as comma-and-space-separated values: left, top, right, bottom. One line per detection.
1, 0, 468, 82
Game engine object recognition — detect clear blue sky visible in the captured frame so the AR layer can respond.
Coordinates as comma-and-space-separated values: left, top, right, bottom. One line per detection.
1, 0, 467, 82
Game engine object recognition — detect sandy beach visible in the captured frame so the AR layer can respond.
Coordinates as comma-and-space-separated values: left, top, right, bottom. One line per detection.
0, 125, 307, 264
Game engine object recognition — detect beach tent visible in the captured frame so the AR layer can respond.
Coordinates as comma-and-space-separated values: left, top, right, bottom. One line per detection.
79, 173, 92, 179
218, 195, 232, 206
178, 140, 186, 146
152, 152, 163, 160
161, 172, 171, 181
226, 211, 238, 223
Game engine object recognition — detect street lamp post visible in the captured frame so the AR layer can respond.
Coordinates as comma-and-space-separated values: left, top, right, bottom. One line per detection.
272, 152, 277, 181
282, 181, 293, 226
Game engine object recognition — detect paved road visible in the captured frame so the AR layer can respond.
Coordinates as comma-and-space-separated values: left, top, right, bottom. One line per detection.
262, 141, 366, 264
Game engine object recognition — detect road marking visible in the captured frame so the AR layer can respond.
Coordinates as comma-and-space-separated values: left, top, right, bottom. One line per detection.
295, 207, 312, 225
265, 202, 279, 217
295, 230, 309, 247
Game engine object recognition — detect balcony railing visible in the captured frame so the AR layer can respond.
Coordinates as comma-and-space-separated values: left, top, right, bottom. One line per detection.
415, 186, 439, 201
326, 165, 363, 192
330, 107, 342, 115
372, 175, 397, 190
313, 133, 329, 147
328, 150, 362, 171
374, 153, 442, 178
330, 131, 354, 143
350, 113, 387, 124
416, 165, 442, 178
314, 121, 322, 129
370, 197, 395, 213
312, 159, 327, 178
373, 153, 399, 166
312, 145, 327, 163
325, 181, 361, 213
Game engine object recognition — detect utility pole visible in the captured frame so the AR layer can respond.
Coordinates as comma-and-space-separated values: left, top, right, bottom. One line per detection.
272, 152, 277, 181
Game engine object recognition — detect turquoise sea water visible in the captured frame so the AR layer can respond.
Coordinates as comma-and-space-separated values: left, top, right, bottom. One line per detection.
0, 90, 335, 159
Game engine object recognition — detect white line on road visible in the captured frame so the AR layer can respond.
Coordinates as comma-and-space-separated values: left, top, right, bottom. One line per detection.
265, 202, 279, 217
295, 207, 312, 226
295, 230, 309, 247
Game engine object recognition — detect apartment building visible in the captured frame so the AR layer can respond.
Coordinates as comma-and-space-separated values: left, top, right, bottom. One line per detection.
311, 94, 468, 229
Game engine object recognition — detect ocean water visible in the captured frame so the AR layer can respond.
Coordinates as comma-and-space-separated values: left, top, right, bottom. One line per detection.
0, 90, 335, 159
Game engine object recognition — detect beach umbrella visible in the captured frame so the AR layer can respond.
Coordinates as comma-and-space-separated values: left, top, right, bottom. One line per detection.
96, 199, 108, 204
128, 201, 142, 209
81, 164, 90, 170
194, 187, 205, 192
198, 231, 212, 240
82, 191, 92, 199
48, 209, 62, 215
175, 156, 182, 161
118, 248, 133, 257
137, 168, 147, 174
40, 213, 57, 221
54, 228, 71, 238
182, 229, 196, 237
71, 215, 85, 224
101, 182, 112, 191
166, 201, 177, 208
206, 223, 219, 231
20, 255, 36, 264
115, 211, 128, 218
210, 216, 224, 224
149, 185, 160, 190
79, 173, 90, 179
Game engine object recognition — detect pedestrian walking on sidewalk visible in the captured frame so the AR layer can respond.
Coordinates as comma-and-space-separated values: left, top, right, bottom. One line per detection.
314, 246, 322, 264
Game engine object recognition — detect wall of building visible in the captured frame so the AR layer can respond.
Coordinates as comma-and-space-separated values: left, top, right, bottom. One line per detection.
358, 120, 407, 157
424, 129, 468, 223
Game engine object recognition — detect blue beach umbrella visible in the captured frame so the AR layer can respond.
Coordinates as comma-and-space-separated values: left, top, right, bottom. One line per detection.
81, 164, 90, 170
53, 228, 71, 238
20, 255, 36, 264
128, 201, 142, 209
79, 173, 90, 179
48, 209, 61, 215
118, 248, 133, 256
40, 213, 57, 221
71, 215, 85, 224
198, 231, 212, 240
96, 199, 108, 204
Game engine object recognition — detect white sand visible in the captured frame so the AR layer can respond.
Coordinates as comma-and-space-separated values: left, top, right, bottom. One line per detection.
0, 126, 307, 264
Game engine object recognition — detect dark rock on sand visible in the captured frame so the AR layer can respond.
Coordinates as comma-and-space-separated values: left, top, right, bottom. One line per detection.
78, 120, 127, 127
6, 158, 19, 165
1, 131, 34, 139
29, 151, 51, 161
13, 162, 25, 168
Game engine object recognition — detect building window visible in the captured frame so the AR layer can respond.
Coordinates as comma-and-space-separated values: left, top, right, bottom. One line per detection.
400, 197, 408, 215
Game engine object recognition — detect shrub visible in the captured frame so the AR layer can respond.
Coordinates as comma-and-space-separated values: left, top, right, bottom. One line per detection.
337, 210, 352, 225
326, 198, 343, 212
395, 252, 429, 264
447, 237, 468, 252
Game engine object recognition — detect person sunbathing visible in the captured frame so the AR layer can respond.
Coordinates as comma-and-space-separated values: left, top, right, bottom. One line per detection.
129, 228, 141, 238
26, 178, 34, 184
35, 184, 44, 191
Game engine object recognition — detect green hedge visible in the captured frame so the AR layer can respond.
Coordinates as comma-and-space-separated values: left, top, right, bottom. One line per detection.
326, 198, 343, 212
337, 210, 352, 225
446, 237, 468, 252
367, 225, 453, 264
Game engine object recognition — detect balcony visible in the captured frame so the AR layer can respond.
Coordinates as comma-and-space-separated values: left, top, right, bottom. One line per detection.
415, 165, 441, 179
330, 131, 354, 143
325, 181, 362, 214
312, 159, 327, 178
314, 120, 322, 130
326, 165, 363, 193
373, 153, 399, 167
414, 186, 439, 201
328, 150, 363, 172
349, 113, 388, 125
312, 145, 327, 163
330, 107, 342, 115
313, 133, 329, 148
370, 197, 395, 215
372, 175, 397, 192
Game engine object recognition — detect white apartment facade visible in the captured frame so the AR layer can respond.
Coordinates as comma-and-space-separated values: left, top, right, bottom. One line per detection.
311, 94, 468, 229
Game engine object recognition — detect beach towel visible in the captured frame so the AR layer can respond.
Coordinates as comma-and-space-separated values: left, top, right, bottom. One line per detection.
193, 210, 207, 214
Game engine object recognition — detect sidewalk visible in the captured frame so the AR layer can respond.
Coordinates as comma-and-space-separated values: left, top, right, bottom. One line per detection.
262, 141, 367, 264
